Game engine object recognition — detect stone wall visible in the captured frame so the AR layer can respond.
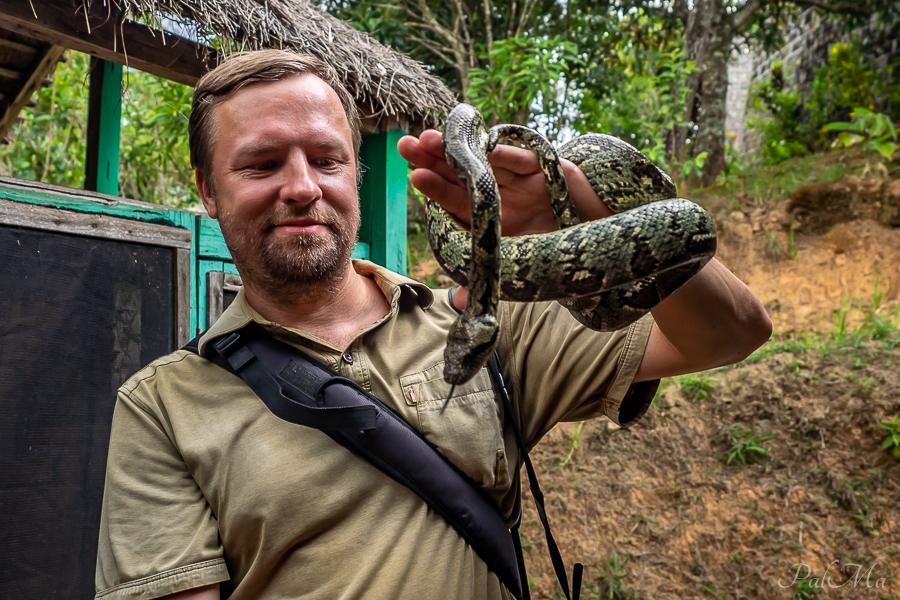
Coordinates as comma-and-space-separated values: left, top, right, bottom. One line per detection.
725, 46, 755, 156
727, 9, 900, 156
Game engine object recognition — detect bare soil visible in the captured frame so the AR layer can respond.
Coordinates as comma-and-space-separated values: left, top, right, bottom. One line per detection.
408, 160, 900, 599
513, 170, 900, 599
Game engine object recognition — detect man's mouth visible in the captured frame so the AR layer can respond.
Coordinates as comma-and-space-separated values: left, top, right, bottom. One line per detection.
272, 219, 326, 235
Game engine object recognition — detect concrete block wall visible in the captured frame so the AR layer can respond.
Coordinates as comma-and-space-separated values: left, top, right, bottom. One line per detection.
727, 9, 899, 156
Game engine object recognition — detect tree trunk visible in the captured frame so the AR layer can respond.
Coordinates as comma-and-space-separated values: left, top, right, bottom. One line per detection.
693, 30, 730, 186
672, 0, 715, 165
672, 0, 736, 188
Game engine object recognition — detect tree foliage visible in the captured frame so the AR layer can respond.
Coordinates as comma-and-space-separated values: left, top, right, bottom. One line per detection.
0, 52, 90, 186
0, 51, 197, 208
324, 0, 897, 186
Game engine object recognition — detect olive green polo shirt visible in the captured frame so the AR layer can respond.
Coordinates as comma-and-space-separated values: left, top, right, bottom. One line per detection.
95, 260, 655, 600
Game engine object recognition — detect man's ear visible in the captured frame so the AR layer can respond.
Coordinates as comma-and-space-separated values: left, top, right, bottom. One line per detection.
195, 170, 218, 219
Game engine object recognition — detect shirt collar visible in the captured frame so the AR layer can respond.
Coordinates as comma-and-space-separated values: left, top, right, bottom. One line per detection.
198, 260, 435, 355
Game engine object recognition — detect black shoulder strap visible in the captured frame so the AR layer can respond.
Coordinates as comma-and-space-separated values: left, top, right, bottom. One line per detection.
448, 287, 582, 600
184, 325, 523, 600
486, 352, 583, 600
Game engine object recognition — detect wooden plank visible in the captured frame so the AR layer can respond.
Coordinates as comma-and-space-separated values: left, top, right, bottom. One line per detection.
198, 215, 232, 259
0, 175, 195, 228
206, 269, 224, 329
84, 58, 122, 196
0, 36, 38, 55
351, 242, 370, 261
0, 0, 216, 86
223, 273, 243, 289
0, 44, 64, 140
0, 65, 20, 79
175, 247, 192, 346
197, 259, 224, 331
0, 197, 191, 248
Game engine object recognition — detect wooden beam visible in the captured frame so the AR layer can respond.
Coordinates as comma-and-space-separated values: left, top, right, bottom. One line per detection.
84, 58, 122, 196
0, 44, 65, 141
358, 130, 408, 275
0, 0, 216, 86
0, 66, 20, 79
0, 36, 38, 54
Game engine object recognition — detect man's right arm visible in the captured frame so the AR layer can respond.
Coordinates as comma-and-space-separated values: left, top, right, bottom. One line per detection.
96, 383, 229, 599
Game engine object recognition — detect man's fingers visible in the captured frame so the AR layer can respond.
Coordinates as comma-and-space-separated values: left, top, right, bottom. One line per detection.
493, 167, 548, 192
397, 132, 441, 169
560, 158, 614, 221
417, 129, 445, 157
409, 169, 472, 225
487, 143, 541, 175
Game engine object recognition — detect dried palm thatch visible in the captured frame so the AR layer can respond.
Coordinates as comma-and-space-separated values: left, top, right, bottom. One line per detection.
117, 0, 457, 131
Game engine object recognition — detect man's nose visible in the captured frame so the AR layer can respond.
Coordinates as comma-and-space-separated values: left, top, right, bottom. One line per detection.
280, 153, 322, 205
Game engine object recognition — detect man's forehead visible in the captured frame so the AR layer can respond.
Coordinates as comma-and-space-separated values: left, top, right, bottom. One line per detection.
208, 73, 353, 152
219, 73, 337, 115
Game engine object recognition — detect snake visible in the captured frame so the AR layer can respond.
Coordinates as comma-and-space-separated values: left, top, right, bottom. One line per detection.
428, 103, 718, 395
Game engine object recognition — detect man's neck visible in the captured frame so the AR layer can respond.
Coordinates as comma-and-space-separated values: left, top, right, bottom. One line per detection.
242, 264, 390, 351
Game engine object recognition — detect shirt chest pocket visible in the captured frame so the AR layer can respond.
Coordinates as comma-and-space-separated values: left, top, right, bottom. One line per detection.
399, 363, 510, 489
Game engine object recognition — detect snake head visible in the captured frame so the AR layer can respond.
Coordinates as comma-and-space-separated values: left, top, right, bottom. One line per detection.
443, 314, 500, 386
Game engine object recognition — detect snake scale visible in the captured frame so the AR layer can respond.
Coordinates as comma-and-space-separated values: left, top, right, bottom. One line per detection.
428, 103, 718, 395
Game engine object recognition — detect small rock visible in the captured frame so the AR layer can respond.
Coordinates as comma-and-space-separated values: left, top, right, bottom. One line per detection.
657, 386, 680, 409
825, 223, 858, 254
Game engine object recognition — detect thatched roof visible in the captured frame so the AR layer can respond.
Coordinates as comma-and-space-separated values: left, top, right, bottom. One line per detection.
123, 0, 457, 131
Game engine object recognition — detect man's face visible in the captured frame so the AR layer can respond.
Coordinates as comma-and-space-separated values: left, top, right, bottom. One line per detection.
198, 74, 359, 300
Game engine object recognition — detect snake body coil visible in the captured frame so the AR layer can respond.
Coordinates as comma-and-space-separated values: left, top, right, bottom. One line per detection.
430, 104, 718, 387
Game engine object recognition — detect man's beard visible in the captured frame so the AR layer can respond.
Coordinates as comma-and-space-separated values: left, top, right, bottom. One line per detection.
219, 202, 360, 303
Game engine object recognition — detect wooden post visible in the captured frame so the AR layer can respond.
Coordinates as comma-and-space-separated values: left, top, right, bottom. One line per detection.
358, 130, 407, 275
84, 57, 122, 196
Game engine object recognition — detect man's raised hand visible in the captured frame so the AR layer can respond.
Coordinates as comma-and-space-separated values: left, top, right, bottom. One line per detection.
397, 129, 613, 238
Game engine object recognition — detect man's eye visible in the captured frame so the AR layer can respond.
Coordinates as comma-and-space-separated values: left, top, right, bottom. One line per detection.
247, 161, 276, 171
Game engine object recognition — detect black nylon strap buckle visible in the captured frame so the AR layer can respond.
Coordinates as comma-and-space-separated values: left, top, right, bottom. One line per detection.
213, 331, 255, 372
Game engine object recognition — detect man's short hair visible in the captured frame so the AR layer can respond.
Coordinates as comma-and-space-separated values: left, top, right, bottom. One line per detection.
189, 49, 363, 191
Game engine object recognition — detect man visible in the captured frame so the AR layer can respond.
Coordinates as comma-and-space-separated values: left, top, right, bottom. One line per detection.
95, 50, 771, 600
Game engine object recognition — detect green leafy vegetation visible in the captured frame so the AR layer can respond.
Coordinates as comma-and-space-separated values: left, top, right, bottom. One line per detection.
556, 422, 584, 469
823, 108, 898, 159
725, 424, 777, 465
790, 576, 818, 600
880, 416, 900, 461
749, 42, 900, 165
676, 373, 716, 402
0, 51, 197, 208
590, 552, 632, 600
0, 53, 90, 186
468, 34, 582, 136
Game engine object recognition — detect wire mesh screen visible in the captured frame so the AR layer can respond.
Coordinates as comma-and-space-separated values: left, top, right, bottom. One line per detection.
0, 224, 175, 600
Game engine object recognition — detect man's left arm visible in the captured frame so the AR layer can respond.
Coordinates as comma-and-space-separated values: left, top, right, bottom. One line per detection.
635, 258, 772, 382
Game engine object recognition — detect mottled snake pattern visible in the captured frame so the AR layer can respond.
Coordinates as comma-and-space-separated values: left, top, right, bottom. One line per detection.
428, 104, 718, 390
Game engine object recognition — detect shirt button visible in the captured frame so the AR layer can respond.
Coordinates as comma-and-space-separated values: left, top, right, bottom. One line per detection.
342, 352, 353, 365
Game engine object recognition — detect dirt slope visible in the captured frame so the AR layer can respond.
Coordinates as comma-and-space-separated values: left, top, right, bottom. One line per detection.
515, 170, 900, 599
